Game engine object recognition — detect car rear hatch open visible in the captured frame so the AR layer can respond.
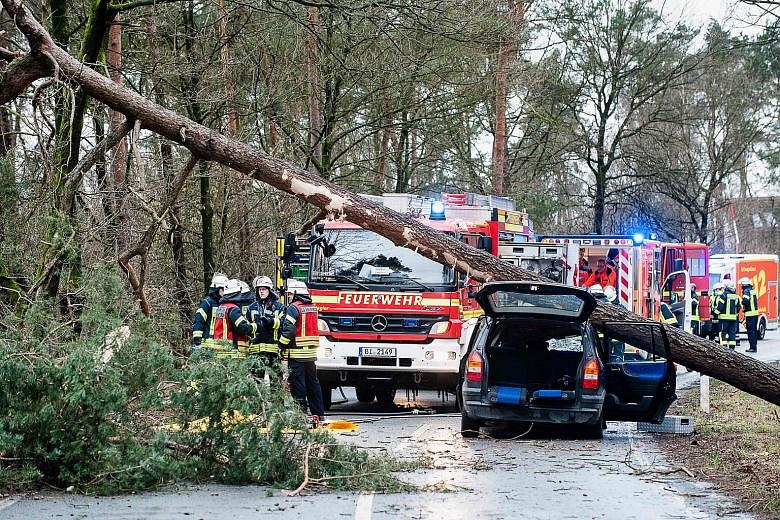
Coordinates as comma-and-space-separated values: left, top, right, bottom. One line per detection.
474, 282, 597, 406
474, 281, 597, 322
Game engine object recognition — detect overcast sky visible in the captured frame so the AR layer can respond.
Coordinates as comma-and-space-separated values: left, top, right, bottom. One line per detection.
652, 0, 766, 35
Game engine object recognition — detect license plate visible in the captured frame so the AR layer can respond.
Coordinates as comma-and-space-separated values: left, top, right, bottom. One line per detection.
359, 347, 396, 357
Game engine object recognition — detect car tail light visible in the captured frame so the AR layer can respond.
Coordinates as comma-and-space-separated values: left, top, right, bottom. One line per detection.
582, 358, 599, 390
466, 351, 483, 383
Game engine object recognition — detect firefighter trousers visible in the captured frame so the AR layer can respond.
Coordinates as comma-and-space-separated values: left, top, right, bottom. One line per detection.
708, 320, 720, 342
288, 359, 325, 420
720, 320, 738, 349
745, 315, 758, 351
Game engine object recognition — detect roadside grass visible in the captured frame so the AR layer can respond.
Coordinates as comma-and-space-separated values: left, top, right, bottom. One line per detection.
661, 363, 780, 519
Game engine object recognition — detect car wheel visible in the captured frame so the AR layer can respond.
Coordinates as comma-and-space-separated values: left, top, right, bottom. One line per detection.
321, 384, 333, 411
757, 318, 766, 340
460, 413, 482, 438
581, 419, 604, 440
375, 387, 397, 405
355, 384, 375, 403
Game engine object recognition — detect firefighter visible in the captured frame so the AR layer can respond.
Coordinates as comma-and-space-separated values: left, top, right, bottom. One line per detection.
689, 283, 700, 337
717, 280, 741, 350
191, 272, 229, 355
585, 259, 616, 288
740, 277, 759, 353
659, 300, 679, 327
207, 279, 257, 358
709, 282, 724, 342
248, 276, 283, 383
279, 279, 324, 422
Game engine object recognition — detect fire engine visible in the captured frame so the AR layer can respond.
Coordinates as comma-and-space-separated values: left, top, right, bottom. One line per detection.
536, 235, 711, 333
277, 192, 533, 408
709, 254, 779, 340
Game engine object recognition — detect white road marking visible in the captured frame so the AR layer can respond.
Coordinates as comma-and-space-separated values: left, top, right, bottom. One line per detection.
0, 497, 19, 512
354, 492, 374, 520
411, 424, 429, 441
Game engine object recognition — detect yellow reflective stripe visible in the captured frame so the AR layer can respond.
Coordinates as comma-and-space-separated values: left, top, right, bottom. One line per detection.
311, 294, 339, 304
295, 338, 319, 347
236, 316, 248, 326
285, 314, 297, 324
661, 317, 677, 325
279, 336, 291, 345
197, 308, 208, 321
193, 331, 204, 338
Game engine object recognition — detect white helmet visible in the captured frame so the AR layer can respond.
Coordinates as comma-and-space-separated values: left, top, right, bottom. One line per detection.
713, 282, 724, 291
223, 278, 242, 296
738, 277, 752, 287
239, 280, 252, 295
724, 279, 735, 289
253, 276, 274, 289
603, 285, 617, 302
589, 284, 604, 294
210, 272, 229, 289
286, 279, 309, 296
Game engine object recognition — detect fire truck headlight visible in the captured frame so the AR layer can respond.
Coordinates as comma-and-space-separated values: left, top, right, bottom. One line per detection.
318, 319, 330, 333
425, 351, 435, 360
430, 321, 450, 334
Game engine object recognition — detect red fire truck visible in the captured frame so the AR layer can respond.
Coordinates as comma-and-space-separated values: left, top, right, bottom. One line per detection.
279, 193, 533, 407
537, 235, 710, 333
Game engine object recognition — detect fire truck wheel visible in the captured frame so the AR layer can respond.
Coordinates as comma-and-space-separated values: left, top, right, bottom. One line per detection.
375, 387, 397, 405
321, 384, 333, 411
355, 383, 376, 403
757, 318, 766, 341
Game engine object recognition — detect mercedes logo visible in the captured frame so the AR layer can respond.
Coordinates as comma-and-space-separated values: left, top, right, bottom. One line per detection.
370, 314, 388, 332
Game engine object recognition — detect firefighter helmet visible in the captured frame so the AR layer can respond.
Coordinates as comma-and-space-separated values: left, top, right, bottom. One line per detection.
223, 278, 242, 296
724, 279, 735, 289
253, 276, 274, 289
589, 284, 604, 295
286, 279, 309, 296
603, 285, 617, 303
738, 277, 752, 287
210, 272, 229, 289
239, 280, 252, 295
713, 282, 724, 291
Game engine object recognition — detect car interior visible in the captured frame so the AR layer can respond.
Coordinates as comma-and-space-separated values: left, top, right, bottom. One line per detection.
484, 320, 587, 399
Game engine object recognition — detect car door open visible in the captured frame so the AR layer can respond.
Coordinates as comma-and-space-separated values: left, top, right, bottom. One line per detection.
598, 321, 677, 423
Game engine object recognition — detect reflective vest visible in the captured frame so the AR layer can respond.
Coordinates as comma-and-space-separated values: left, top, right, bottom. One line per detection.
281, 301, 319, 360
690, 295, 699, 323
742, 289, 759, 318
718, 292, 741, 321
710, 291, 722, 322
210, 303, 250, 358
659, 302, 678, 326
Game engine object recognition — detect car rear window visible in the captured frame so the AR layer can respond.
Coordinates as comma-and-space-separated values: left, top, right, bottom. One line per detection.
547, 336, 584, 352
487, 291, 586, 316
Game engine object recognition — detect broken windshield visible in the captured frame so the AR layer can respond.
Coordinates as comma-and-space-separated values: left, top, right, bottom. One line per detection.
310, 229, 456, 289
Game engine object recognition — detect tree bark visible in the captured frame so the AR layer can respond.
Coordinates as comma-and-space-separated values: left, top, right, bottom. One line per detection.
107, 16, 130, 254
4, 0, 780, 407
306, 6, 322, 172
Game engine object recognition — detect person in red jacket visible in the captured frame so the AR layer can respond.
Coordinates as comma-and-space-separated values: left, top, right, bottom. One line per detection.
585, 258, 615, 288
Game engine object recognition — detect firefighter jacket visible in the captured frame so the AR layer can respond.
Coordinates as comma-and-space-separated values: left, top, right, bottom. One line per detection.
710, 290, 722, 322
659, 302, 679, 326
248, 293, 283, 355
717, 288, 741, 321
742, 287, 759, 318
209, 293, 257, 358
192, 289, 220, 346
586, 268, 616, 288
690, 292, 700, 323
279, 295, 319, 361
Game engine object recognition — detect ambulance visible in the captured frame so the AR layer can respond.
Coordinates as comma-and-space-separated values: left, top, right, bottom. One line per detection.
709, 254, 779, 340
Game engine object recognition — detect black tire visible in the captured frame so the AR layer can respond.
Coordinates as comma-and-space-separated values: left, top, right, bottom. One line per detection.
460, 413, 482, 438
321, 384, 333, 411
375, 387, 397, 405
581, 417, 604, 439
355, 384, 375, 403
758, 318, 766, 340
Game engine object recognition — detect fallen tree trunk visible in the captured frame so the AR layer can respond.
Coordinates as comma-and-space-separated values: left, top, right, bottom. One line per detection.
3, 0, 780, 407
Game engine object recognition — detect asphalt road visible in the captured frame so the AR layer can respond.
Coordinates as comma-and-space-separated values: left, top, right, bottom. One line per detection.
2, 329, 778, 520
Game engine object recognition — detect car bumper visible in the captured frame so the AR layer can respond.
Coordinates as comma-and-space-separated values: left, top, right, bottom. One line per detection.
463, 393, 604, 426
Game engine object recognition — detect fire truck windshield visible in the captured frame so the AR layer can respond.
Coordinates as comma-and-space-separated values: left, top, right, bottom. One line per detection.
310, 229, 456, 290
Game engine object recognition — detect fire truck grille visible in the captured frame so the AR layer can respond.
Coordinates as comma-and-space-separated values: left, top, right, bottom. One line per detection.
346, 357, 414, 367
321, 313, 447, 334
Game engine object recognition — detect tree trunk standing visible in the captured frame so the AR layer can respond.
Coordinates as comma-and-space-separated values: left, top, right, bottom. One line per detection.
376, 94, 392, 193
182, 0, 214, 295
4, 1, 780, 406
306, 6, 322, 173
492, 0, 524, 196
593, 166, 606, 234
257, 39, 280, 153
107, 16, 130, 254
147, 7, 191, 328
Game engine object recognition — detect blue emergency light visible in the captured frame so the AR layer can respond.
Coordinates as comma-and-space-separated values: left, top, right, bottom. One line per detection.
632, 232, 645, 245
429, 201, 446, 220
402, 319, 419, 327
339, 318, 354, 326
